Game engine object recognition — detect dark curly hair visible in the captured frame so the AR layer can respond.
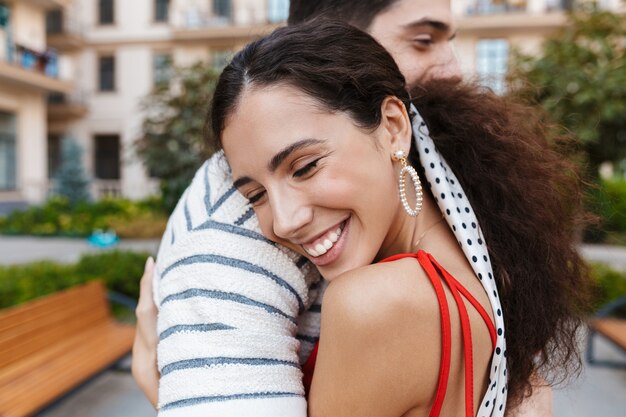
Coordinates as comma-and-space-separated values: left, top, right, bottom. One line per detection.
209, 19, 593, 411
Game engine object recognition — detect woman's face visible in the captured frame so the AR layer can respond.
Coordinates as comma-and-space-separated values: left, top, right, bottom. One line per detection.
222, 84, 409, 280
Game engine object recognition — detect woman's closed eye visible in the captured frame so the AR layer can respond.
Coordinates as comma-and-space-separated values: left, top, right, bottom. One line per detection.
293, 157, 322, 178
247, 190, 266, 206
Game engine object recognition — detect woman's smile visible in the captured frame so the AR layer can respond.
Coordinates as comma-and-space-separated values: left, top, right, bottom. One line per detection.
301, 217, 350, 266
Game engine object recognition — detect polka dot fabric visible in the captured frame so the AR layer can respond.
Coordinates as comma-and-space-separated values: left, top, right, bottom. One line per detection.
411, 104, 508, 416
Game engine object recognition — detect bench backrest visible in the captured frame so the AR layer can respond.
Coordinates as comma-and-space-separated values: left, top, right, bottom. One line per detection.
0, 281, 112, 369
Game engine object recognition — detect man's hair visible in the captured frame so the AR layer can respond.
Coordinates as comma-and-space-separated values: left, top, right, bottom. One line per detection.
287, 0, 398, 29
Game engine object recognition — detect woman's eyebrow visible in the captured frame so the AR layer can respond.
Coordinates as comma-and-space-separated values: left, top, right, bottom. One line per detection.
268, 138, 325, 173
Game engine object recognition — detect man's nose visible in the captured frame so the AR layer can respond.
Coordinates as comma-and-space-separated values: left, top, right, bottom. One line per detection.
431, 44, 463, 83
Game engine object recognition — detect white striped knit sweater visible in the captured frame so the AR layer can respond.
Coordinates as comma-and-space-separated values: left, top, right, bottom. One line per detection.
154, 152, 324, 416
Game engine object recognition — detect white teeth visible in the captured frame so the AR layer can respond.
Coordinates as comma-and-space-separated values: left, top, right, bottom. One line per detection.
304, 222, 345, 258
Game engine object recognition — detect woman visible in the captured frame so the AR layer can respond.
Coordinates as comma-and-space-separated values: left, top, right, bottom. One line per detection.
201, 19, 592, 417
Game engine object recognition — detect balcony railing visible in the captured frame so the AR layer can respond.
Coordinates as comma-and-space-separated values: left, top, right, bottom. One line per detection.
47, 11, 83, 36
4, 43, 60, 78
463, 0, 576, 15
93, 180, 122, 199
176, 10, 232, 29
47, 91, 89, 120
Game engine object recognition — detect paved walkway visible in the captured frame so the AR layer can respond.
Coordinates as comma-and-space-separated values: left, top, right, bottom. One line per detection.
0, 236, 160, 265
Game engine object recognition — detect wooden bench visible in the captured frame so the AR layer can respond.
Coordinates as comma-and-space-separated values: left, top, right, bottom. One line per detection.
586, 295, 626, 369
0, 281, 136, 417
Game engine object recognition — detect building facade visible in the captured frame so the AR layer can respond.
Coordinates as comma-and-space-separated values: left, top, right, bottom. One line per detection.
0, 0, 622, 209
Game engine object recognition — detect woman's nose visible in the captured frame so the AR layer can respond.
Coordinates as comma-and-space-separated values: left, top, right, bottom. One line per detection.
270, 190, 313, 240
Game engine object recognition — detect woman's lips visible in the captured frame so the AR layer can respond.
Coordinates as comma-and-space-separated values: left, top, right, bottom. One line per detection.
305, 217, 350, 267
302, 221, 345, 257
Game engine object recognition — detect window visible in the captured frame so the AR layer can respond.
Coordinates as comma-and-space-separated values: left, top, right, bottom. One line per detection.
211, 50, 231, 73
153, 53, 172, 86
0, 2, 11, 28
155, 0, 169, 22
213, 0, 231, 19
99, 0, 114, 25
0, 112, 16, 190
98, 55, 115, 91
47, 134, 62, 179
46, 9, 63, 34
476, 39, 509, 95
94, 134, 120, 180
268, 0, 289, 23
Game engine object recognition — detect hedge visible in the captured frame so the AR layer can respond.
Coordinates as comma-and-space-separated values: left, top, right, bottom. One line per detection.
0, 196, 167, 239
0, 251, 149, 312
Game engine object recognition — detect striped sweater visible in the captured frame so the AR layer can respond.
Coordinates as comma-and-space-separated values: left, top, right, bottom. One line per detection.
154, 151, 324, 416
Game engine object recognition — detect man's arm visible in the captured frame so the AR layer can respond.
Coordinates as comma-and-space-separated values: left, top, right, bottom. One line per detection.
141, 153, 321, 416
131, 256, 159, 408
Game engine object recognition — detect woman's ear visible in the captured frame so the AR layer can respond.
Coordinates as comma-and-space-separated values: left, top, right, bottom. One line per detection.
380, 96, 412, 154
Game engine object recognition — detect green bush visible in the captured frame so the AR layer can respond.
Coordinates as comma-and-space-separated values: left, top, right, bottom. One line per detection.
0, 250, 149, 310
590, 263, 626, 317
0, 196, 168, 238
585, 178, 626, 243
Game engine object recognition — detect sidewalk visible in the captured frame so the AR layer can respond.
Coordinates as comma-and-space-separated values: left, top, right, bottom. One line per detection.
0, 236, 160, 265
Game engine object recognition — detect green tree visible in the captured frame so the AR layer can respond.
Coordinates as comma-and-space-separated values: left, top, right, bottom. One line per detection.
136, 62, 219, 212
509, 10, 626, 178
54, 137, 91, 205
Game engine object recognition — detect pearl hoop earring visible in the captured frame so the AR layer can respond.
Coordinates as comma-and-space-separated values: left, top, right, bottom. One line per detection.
392, 150, 423, 217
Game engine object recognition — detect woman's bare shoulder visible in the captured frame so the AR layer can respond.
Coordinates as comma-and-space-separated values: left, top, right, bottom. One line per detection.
322, 257, 440, 325
309, 258, 442, 416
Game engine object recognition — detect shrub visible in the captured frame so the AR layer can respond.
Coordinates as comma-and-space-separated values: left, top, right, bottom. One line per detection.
585, 178, 626, 243
0, 197, 168, 238
0, 251, 149, 310
590, 263, 626, 317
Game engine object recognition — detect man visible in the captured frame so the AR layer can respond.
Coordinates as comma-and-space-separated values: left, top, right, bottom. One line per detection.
288, 0, 462, 87
132, 1, 551, 415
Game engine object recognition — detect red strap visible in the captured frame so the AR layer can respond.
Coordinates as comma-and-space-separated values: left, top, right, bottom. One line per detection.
414, 252, 453, 417
427, 253, 475, 417
429, 256, 497, 349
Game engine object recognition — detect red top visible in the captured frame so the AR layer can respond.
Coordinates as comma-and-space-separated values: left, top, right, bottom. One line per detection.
302, 250, 496, 417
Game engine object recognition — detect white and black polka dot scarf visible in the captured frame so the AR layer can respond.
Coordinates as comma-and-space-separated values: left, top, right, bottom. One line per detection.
411, 104, 508, 416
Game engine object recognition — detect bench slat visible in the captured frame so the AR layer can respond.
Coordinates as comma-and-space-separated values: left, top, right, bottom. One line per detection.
0, 282, 136, 417
590, 318, 626, 350
0, 282, 111, 368
0, 321, 134, 417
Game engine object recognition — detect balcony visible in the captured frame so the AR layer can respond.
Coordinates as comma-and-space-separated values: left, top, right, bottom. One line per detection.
0, 44, 72, 94
46, 10, 85, 52
458, 0, 571, 33
47, 92, 88, 121
21, 0, 70, 10
172, 10, 281, 45
462, 0, 575, 16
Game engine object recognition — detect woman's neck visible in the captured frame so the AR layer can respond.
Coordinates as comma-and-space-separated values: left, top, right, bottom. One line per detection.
375, 191, 445, 261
